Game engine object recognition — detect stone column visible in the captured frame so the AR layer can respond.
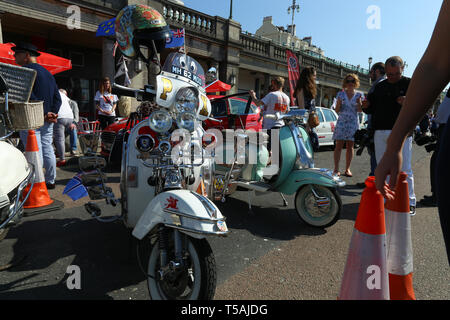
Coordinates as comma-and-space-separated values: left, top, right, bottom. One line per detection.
224, 19, 241, 94
102, 38, 115, 81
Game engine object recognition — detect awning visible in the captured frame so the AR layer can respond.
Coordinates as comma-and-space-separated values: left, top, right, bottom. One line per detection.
205, 79, 231, 93
0, 43, 72, 75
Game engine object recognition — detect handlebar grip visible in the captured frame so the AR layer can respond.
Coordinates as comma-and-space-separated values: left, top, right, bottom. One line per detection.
111, 83, 139, 98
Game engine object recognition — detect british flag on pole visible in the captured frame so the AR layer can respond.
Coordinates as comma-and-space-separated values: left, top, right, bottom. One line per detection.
165, 28, 185, 49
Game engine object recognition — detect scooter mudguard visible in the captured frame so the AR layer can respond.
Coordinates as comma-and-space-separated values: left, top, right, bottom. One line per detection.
132, 189, 228, 240
275, 168, 345, 195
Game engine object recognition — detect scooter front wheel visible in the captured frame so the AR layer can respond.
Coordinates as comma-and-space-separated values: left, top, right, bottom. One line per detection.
295, 185, 341, 228
147, 235, 217, 300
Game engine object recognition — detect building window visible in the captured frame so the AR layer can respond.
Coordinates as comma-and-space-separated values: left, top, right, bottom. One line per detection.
47, 48, 63, 57
70, 52, 85, 67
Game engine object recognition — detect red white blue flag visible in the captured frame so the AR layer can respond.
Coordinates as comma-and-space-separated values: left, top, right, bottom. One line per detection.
286, 50, 300, 106
165, 28, 185, 48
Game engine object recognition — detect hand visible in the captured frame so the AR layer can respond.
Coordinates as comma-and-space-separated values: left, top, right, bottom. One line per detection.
249, 90, 256, 101
361, 99, 370, 109
357, 96, 363, 106
70, 123, 77, 130
396, 96, 406, 105
374, 150, 402, 200
45, 112, 58, 123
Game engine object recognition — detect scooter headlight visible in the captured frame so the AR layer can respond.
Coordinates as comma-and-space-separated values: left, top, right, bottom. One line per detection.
176, 111, 197, 132
148, 110, 173, 133
175, 87, 198, 113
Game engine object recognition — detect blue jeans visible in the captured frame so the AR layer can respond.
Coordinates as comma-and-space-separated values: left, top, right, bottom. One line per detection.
54, 118, 76, 160
20, 122, 56, 184
69, 127, 77, 152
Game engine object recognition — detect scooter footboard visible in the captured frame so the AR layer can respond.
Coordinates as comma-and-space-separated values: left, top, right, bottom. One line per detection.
132, 189, 229, 240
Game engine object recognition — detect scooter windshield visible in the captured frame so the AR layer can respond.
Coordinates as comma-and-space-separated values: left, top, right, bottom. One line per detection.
162, 52, 205, 88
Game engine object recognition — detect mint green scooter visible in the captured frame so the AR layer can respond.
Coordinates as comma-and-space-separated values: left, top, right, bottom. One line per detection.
211, 113, 345, 228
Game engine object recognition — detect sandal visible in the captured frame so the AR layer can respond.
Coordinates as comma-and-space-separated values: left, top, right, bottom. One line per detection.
344, 171, 353, 177
332, 170, 340, 176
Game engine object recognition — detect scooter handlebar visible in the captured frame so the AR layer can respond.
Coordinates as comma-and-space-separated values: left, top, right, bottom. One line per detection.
112, 83, 155, 101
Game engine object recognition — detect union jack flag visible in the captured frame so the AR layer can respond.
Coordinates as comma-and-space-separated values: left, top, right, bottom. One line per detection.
165, 28, 185, 48
173, 29, 185, 38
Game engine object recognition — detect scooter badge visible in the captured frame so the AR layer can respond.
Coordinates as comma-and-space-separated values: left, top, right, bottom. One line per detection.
165, 196, 179, 210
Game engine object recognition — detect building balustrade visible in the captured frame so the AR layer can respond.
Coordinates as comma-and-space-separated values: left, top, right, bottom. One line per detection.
161, 2, 216, 36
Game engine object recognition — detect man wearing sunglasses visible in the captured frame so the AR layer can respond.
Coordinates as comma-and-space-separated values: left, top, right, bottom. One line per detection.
362, 56, 416, 215
12, 42, 61, 190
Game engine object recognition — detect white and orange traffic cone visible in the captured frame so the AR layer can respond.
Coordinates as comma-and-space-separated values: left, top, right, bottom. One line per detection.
22, 130, 54, 208
196, 178, 208, 197
339, 176, 390, 300
385, 172, 416, 300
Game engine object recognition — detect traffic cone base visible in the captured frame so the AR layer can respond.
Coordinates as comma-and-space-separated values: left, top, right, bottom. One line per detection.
389, 273, 416, 300
23, 182, 53, 208
22, 130, 54, 209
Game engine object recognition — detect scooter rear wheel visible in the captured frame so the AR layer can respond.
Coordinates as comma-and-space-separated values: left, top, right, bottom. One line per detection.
295, 185, 341, 228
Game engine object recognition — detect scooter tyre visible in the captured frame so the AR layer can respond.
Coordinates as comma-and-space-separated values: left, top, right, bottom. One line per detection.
147, 236, 217, 300
294, 185, 341, 228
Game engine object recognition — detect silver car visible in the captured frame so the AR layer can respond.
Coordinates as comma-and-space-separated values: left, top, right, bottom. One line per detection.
288, 107, 338, 147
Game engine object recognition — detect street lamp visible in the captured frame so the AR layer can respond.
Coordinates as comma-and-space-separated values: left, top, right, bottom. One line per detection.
229, 0, 233, 19
368, 56, 373, 84
287, 0, 300, 48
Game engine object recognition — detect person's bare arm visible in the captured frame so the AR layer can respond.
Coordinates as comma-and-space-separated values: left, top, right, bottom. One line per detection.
335, 97, 342, 114
296, 89, 305, 109
249, 90, 265, 108
375, 0, 450, 197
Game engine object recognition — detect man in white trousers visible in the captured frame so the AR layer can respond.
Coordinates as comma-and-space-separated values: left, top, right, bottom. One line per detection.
362, 56, 416, 215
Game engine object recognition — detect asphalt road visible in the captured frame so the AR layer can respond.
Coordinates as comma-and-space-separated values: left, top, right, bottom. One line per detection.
0, 143, 448, 300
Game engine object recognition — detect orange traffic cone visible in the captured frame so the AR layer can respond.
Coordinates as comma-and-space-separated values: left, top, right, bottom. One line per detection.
385, 172, 416, 300
22, 130, 54, 208
196, 178, 208, 197
339, 176, 390, 300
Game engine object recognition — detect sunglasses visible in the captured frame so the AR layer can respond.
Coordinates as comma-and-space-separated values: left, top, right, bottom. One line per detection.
345, 79, 356, 84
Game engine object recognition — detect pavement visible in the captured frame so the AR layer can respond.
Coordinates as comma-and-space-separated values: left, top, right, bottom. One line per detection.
0, 143, 448, 300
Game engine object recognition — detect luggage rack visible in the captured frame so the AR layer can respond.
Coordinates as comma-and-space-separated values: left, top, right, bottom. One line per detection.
77, 117, 102, 155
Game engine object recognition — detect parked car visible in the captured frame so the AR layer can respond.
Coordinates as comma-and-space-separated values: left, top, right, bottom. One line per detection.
203, 94, 262, 131
287, 107, 338, 148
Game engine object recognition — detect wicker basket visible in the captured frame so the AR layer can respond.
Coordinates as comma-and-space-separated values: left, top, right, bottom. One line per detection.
4, 100, 45, 130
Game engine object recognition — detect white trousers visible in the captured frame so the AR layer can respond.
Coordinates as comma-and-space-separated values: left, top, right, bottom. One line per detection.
374, 130, 416, 206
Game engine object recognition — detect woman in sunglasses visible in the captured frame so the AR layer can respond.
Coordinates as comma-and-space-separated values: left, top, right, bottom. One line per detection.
332, 73, 364, 177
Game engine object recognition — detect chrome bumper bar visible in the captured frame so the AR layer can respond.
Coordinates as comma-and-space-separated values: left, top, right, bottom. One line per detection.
0, 164, 35, 229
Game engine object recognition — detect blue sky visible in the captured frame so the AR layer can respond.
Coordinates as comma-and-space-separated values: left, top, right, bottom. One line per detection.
184, 0, 443, 78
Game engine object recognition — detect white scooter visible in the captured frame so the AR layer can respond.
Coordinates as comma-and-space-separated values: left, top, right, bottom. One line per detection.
75, 52, 228, 300
0, 75, 34, 240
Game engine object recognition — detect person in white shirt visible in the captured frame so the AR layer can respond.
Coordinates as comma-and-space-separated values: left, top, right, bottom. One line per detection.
94, 77, 118, 129
250, 76, 290, 152
53, 89, 76, 166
